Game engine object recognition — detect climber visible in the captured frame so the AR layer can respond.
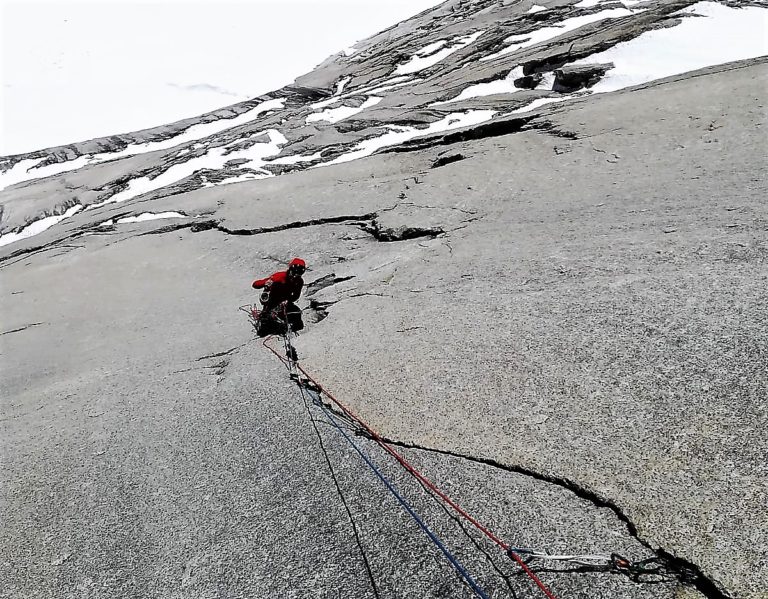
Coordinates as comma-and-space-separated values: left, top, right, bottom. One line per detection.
252, 257, 306, 336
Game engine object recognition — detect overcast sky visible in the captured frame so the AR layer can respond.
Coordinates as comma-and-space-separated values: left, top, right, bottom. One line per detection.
0, 0, 444, 155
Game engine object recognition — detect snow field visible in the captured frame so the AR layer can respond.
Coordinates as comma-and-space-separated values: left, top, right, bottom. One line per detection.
575, 2, 768, 93
0, 99, 285, 192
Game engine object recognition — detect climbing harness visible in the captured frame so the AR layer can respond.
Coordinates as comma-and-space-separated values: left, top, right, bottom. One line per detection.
244, 305, 679, 597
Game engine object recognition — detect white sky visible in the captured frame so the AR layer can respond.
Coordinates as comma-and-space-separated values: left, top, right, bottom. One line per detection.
0, 0, 444, 155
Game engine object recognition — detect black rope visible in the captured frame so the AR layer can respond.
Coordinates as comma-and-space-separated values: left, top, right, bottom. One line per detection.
297, 383, 382, 599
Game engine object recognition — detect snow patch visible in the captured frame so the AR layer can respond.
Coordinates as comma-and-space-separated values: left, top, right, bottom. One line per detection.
395, 31, 485, 75
433, 67, 525, 104
98, 98, 285, 162
269, 151, 324, 165
0, 204, 83, 247
335, 77, 352, 95
0, 156, 93, 191
116, 212, 186, 224
0, 158, 46, 190
306, 96, 383, 124
90, 129, 287, 207
415, 40, 449, 56
575, 2, 768, 93
310, 97, 343, 110
511, 96, 574, 113
482, 7, 635, 61
323, 110, 496, 165
528, 4, 547, 12
209, 173, 267, 186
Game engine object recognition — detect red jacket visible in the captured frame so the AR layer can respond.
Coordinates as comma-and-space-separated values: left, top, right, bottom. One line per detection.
252, 270, 303, 304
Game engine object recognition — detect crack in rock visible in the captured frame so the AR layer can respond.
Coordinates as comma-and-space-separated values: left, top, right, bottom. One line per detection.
305, 274, 356, 297
359, 219, 444, 242
1, 207, 444, 267
524, 120, 580, 140
553, 62, 615, 93
139, 213, 378, 238
378, 437, 732, 599
201, 359, 229, 376
195, 343, 246, 362
382, 115, 536, 154
307, 299, 338, 323
0, 322, 45, 336
431, 153, 466, 169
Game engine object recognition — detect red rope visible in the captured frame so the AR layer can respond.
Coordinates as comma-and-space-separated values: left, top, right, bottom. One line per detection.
261, 336, 559, 599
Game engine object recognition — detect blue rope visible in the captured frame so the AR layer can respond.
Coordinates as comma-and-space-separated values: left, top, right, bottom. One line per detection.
307, 390, 491, 599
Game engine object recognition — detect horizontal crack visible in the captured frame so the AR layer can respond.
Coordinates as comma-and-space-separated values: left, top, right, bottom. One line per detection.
195, 343, 247, 362
306, 274, 356, 297
0, 322, 45, 336
221, 213, 376, 235
524, 119, 580, 140
378, 437, 731, 599
381, 115, 537, 154
0, 211, 378, 267
359, 220, 444, 242
140, 213, 378, 238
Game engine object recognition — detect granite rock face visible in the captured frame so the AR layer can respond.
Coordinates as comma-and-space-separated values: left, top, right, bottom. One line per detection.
1, 1, 766, 599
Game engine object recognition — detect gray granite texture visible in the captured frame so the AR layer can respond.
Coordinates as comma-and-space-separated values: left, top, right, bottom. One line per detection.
1, 1, 766, 598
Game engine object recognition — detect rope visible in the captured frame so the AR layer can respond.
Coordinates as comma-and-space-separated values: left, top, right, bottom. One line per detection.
256, 321, 559, 598
307, 386, 492, 599
251, 307, 674, 596
295, 382, 382, 598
